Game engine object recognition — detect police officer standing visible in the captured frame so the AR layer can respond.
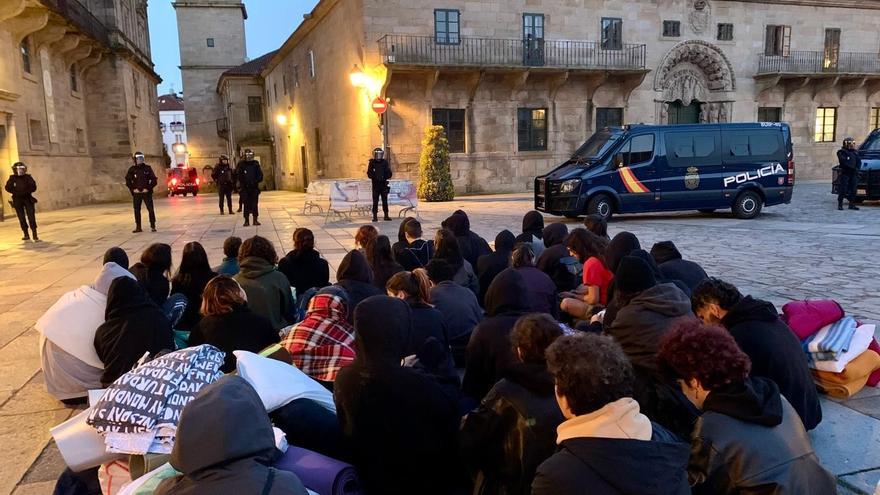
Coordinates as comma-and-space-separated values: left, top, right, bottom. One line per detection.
235, 149, 263, 226
4, 162, 39, 241
125, 151, 158, 232
367, 147, 392, 222
211, 154, 235, 215
837, 137, 861, 211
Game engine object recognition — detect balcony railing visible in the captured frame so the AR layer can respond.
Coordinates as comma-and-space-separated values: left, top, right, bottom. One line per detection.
758, 50, 880, 75
378, 35, 646, 70
41, 0, 110, 46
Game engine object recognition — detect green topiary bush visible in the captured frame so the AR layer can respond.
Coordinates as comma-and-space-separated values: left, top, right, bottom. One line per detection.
417, 125, 455, 202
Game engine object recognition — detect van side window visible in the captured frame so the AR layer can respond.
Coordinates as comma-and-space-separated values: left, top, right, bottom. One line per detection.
722, 130, 784, 165
621, 134, 654, 166
665, 132, 718, 167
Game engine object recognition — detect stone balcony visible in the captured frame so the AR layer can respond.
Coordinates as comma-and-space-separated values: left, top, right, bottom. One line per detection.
755, 51, 880, 101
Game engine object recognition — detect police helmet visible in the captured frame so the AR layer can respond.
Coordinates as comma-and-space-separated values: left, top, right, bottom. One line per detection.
12, 162, 27, 176
244, 149, 254, 160
373, 147, 385, 160
843, 137, 856, 149
220, 154, 229, 163
133, 151, 146, 164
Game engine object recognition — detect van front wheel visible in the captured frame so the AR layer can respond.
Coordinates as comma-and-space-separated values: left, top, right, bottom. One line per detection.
587, 194, 614, 222
732, 190, 763, 219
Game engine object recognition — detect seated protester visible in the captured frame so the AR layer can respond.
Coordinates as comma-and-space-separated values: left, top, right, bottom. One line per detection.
334, 249, 382, 320
155, 375, 308, 495
397, 219, 434, 270
514, 210, 545, 258
444, 209, 492, 268
366, 235, 404, 291
460, 313, 565, 495
476, 230, 515, 306
354, 224, 378, 254
601, 231, 642, 328
560, 229, 612, 319
650, 241, 708, 291
691, 278, 822, 431
426, 259, 482, 366
278, 228, 330, 298
536, 223, 578, 293
532, 333, 691, 495
463, 268, 530, 402
510, 244, 557, 317
234, 236, 296, 331
138, 243, 173, 306
629, 249, 692, 297
171, 242, 217, 331
102, 246, 129, 270
434, 228, 479, 297
93, 277, 174, 386
657, 321, 836, 494
391, 216, 416, 265
281, 285, 356, 383
584, 213, 610, 241
334, 296, 462, 495
189, 276, 279, 373
38, 262, 134, 402
387, 270, 454, 371
213, 236, 242, 276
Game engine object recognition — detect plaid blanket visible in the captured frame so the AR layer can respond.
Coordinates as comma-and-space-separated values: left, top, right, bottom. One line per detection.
281, 293, 355, 381
803, 316, 857, 362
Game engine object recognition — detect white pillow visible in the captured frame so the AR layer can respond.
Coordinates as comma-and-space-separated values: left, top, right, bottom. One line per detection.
233, 351, 336, 413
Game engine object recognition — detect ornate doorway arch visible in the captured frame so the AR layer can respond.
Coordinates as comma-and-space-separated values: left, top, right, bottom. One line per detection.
654, 40, 735, 124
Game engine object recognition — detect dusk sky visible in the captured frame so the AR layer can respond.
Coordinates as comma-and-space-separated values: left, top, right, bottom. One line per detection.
147, 0, 320, 95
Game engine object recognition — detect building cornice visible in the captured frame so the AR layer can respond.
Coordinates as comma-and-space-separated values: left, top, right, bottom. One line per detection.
172, 2, 247, 20
719, 0, 880, 9
0, 89, 22, 102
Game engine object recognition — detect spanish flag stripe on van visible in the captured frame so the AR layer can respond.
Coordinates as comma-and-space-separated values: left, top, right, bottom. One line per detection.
619, 167, 650, 194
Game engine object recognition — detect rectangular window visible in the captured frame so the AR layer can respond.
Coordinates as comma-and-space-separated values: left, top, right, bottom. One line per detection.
273, 83, 278, 102
523, 13, 544, 40
758, 107, 782, 122
434, 9, 460, 45
619, 134, 655, 166
717, 23, 734, 41
70, 64, 78, 92
308, 50, 316, 79
20, 37, 31, 74
29, 119, 45, 148
248, 96, 263, 123
133, 72, 141, 108
601, 18, 623, 50
293, 65, 300, 87
722, 130, 783, 164
871, 107, 880, 130
283, 74, 288, 95
765, 25, 791, 56
596, 107, 623, 129
432, 108, 466, 153
517, 108, 548, 151
665, 132, 718, 168
76, 128, 86, 152
815, 107, 837, 142
206, 38, 215, 47
824, 28, 841, 70
662, 20, 681, 38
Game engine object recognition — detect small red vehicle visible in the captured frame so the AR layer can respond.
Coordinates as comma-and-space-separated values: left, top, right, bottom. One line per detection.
167, 166, 200, 197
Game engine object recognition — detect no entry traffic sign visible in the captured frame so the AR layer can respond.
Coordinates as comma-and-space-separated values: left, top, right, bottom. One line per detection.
371, 97, 388, 114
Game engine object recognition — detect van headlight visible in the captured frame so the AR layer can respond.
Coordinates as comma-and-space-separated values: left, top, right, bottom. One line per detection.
559, 179, 581, 194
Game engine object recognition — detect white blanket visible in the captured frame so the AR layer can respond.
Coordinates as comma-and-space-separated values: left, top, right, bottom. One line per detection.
234, 351, 336, 413
812, 324, 876, 373
36, 286, 107, 369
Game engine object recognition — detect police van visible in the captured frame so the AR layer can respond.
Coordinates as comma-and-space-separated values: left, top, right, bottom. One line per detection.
535, 123, 795, 220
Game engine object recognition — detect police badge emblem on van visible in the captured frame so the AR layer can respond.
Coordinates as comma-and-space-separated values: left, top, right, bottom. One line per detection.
685, 167, 700, 190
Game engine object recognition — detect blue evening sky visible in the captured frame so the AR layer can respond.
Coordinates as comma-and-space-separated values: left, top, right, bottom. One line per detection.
148, 1, 320, 95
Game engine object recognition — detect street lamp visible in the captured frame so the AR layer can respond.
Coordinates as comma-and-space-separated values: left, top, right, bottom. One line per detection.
276, 114, 288, 126
172, 142, 187, 155
349, 64, 368, 88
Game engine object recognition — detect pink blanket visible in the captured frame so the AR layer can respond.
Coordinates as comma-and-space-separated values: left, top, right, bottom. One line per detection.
781, 300, 844, 341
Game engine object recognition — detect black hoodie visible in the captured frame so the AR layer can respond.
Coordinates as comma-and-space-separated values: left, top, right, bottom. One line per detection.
650, 241, 709, 291
476, 230, 515, 306
93, 277, 174, 386
334, 250, 381, 320
278, 248, 330, 298
629, 249, 692, 297
334, 296, 462, 495
155, 375, 308, 495
536, 223, 577, 292
463, 269, 530, 400
444, 211, 492, 267
721, 296, 822, 430
515, 211, 546, 257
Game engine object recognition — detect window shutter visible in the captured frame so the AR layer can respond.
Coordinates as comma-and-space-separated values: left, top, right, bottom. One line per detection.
782, 26, 791, 57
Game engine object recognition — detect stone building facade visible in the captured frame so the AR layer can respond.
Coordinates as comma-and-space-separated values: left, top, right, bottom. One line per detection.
261, 0, 880, 195
0, 0, 162, 214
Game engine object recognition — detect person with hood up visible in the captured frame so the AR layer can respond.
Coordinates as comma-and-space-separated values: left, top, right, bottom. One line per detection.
426, 259, 482, 367
536, 223, 578, 293
278, 228, 330, 298
476, 230, 515, 306
628, 249, 692, 297
599, 231, 642, 328
461, 313, 565, 495
515, 210, 545, 258
463, 268, 531, 401
334, 296, 462, 495
658, 321, 836, 494
691, 278, 822, 430
170, 242, 217, 331
281, 285, 356, 383
93, 276, 174, 386
532, 332, 691, 495
583, 214, 609, 241
334, 250, 382, 319
650, 241, 709, 291
510, 244, 558, 317
434, 228, 479, 297
154, 375, 308, 495
138, 243, 173, 306
234, 236, 296, 330
443, 210, 492, 267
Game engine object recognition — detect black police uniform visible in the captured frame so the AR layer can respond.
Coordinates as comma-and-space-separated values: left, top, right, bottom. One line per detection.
125, 162, 158, 231
836, 147, 861, 209
236, 159, 263, 224
367, 157, 392, 220
4, 173, 38, 239
211, 161, 235, 213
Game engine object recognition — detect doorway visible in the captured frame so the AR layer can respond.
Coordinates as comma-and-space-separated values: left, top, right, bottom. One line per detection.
667, 100, 702, 124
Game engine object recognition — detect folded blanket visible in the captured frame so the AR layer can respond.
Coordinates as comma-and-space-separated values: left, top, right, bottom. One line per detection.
782, 299, 845, 340
870, 340, 880, 387
234, 351, 336, 413
811, 324, 875, 373
812, 350, 880, 399
803, 316, 857, 361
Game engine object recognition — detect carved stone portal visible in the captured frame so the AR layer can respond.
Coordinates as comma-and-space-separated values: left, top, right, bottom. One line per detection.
654, 40, 735, 92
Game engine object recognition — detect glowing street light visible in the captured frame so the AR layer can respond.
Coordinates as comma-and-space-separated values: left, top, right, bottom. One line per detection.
276, 114, 288, 126
349, 64, 368, 88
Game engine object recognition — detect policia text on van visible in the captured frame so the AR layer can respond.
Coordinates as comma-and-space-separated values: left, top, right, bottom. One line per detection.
535, 123, 795, 220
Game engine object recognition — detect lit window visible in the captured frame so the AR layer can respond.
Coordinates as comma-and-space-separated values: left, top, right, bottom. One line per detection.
871, 107, 880, 130
308, 50, 316, 79
517, 108, 548, 151
815, 107, 837, 142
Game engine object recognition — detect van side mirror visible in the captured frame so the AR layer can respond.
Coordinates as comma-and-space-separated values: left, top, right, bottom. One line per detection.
614, 153, 625, 168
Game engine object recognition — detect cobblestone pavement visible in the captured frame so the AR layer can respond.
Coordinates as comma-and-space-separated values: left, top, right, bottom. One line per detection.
1, 183, 879, 494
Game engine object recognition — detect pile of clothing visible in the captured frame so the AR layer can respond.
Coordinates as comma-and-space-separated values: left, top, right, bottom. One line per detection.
782, 300, 880, 398
87, 345, 225, 454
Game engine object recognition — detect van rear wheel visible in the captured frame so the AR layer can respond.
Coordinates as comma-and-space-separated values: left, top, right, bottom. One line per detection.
732, 190, 763, 219
587, 194, 614, 222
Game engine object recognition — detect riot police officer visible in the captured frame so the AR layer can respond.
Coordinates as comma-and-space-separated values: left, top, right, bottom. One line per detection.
367, 147, 392, 222
4, 162, 38, 241
837, 137, 861, 211
211, 154, 235, 214
235, 149, 263, 226
125, 151, 158, 232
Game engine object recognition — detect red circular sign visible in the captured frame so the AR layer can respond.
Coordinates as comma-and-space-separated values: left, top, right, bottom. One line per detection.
371, 97, 388, 114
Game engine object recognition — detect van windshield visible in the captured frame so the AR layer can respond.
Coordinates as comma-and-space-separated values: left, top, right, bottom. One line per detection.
572, 131, 619, 164
861, 132, 880, 152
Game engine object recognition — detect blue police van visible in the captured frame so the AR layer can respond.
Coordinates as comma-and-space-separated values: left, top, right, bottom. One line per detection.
535, 123, 795, 220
